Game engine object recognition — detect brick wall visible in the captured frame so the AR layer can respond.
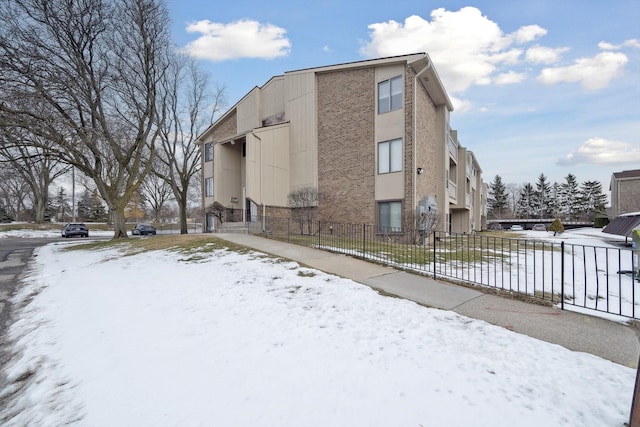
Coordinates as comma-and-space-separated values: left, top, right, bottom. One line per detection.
211, 110, 237, 143
413, 68, 440, 212
317, 68, 376, 224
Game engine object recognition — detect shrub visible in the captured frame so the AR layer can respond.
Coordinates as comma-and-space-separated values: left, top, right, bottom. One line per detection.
549, 218, 565, 236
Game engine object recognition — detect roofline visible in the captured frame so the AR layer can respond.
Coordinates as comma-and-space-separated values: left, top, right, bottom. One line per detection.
286, 53, 428, 75
197, 52, 455, 141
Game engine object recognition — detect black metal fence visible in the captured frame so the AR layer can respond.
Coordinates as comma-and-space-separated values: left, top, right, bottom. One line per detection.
151, 222, 203, 235
249, 217, 640, 319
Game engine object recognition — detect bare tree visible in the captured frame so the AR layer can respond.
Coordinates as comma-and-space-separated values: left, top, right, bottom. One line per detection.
0, 164, 30, 221
0, 128, 69, 223
401, 210, 442, 245
155, 54, 225, 234
141, 168, 174, 222
288, 187, 319, 234
0, 0, 171, 238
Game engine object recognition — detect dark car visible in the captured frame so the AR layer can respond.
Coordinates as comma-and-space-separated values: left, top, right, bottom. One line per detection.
132, 223, 156, 236
62, 223, 89, 238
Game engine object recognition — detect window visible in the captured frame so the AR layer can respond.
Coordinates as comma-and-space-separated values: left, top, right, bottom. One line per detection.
378, 75, 402, 114
205, 177, 213, 197
204, 142, 213, 162
379, 201, 402, 232
378, 138, 403, 173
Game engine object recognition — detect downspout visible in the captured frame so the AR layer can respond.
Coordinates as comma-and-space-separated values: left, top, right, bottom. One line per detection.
413, 58, 432, 217
250, 130, 265, 231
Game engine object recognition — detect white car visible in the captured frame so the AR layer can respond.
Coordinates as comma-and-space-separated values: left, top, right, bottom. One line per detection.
510, 225, 524, 231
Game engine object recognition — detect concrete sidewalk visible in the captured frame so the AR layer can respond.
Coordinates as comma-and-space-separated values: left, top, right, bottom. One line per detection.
216, 233, 640, 368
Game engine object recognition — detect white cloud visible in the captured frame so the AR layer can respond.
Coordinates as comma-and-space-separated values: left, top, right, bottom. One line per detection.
359, 7, 547, 93
624, 39, 640, 49
598, 41, 621, 50
182, 19, 291, 61
538, 52, 628, 90
494, 71, 527, 85
450, 96, 472, 112
323, 45, 331, 53
525, 45, 570, 64
599, 39, 640, 50
507, 25, 548, 44
558, 137, 640, 166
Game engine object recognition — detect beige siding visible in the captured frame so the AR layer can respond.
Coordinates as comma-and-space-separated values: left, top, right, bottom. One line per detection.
246, 123, 290, 206
285, 71, 317, 190
261, 77, 285, 122
237, 88, 260, 133
218, 143, 243, 208
375, 65, 406, 202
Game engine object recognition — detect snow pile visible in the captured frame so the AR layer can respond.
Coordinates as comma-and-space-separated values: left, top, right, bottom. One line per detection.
0, 242, 634, 426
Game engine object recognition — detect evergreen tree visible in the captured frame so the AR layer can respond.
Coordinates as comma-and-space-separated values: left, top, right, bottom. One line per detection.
579, 180, 607, 221
516, 183, 536, 218
487, 175, 508, 219
549, 218, 565, 236
55, 187, 71, 222
88, 190, 108, 222
0, 204, 13, 223
534, 173, 551, 218
560, 174, 580, 221
76, 191, 92, 222
549, 182, 561, 218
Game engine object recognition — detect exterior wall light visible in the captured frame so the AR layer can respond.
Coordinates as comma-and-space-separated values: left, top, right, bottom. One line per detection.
417, 167, 424, 175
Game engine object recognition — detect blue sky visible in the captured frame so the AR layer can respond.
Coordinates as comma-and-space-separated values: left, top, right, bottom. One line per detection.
166, 0, 640, 194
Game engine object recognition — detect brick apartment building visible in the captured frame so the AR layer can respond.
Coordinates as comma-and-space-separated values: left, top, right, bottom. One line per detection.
198, 53, 486, 234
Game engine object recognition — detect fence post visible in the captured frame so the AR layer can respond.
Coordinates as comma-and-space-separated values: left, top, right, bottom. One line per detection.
560, 241, 565, 311
362, 224, 366, 256
287, 218, 290, 243
433, 231, 437, 281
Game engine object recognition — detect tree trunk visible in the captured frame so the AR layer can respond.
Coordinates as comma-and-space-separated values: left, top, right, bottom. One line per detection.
34, 196, 46, 223
112, 203, 128, 239
178, 193, 188, 234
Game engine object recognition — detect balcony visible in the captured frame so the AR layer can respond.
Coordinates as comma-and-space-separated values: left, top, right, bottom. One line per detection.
448, 181, 457, 202
466, 193, 472, 208
447, 137, 458, 161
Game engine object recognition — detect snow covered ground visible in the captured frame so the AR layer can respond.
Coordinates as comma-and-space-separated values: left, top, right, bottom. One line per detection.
0, 232, 636, 426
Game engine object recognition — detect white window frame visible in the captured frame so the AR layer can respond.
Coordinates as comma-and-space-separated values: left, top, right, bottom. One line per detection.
205, 177, 214, 197
378, 75, 403, 114
378, 138, 403, 174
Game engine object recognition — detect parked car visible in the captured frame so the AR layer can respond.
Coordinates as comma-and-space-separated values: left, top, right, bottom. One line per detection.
509, 225, 524, 231
132, 223, 157, 236
488, 223, 503, 231
532, 223, 547, 231
62, 223, 89, 238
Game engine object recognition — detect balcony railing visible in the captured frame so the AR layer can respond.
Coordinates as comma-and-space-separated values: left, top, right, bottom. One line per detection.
447, 137, 457, 160
448, 181, 457, 201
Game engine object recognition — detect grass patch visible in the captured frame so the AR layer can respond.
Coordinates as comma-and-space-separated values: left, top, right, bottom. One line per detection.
297, 270, 317, 277
60, 234, 252, 258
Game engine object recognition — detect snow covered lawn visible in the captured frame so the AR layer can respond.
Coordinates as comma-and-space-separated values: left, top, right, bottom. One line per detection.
0, 238, 635, 426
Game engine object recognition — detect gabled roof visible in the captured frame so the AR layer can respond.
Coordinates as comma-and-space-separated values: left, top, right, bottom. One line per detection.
613, 169, 640, 179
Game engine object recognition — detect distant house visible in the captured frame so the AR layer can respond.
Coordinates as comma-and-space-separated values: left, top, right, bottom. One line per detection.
197, 53, 486, 234
604, 169, 640, 238
609, 169, 640, 217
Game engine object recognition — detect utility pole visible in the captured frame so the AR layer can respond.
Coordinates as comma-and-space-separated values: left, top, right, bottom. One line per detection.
72, 166, 76, 222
